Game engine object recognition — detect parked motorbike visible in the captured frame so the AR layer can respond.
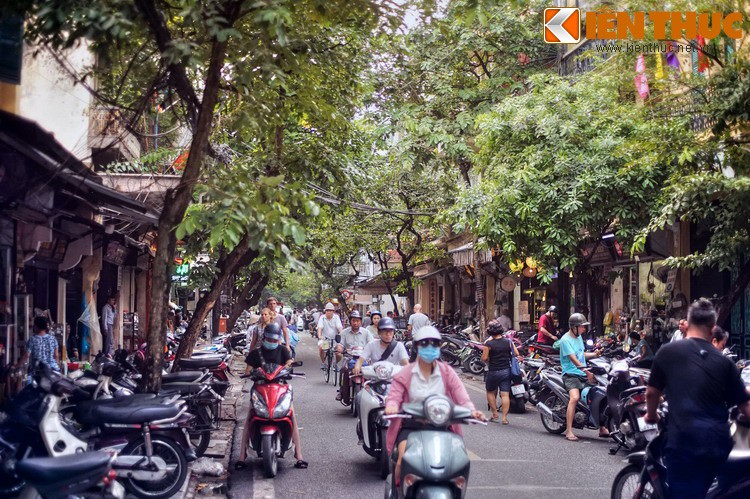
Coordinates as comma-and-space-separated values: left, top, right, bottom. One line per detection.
356, 362, 402, 478
610, 407, 750, 499
9, 450, 126, 499
0, 364, 193, 499
606, 358, 656, 455
453, 339, 485, 376
241, 361, 303, 478
384, 394, 486, 499
535, 358, 610, 435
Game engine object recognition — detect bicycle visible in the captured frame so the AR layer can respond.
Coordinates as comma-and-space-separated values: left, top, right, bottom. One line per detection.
320, 338, 340, 385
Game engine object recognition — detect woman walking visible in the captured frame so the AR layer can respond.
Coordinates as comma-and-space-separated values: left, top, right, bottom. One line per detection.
481, 319, 519, 424
23, 316, 60, 376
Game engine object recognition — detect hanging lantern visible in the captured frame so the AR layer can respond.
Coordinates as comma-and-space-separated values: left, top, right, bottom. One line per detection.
509, 260, 524, 273
525, 257, 538, 269
523, 266, 537, 278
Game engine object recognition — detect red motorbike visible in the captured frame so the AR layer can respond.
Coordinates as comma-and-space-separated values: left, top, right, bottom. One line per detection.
242, 362, 303, 477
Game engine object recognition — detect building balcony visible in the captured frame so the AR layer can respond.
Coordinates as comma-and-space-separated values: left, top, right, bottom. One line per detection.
88, 107, 141, 168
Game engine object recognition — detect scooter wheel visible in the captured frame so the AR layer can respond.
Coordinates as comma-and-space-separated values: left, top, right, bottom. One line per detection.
379, 429, 389, 479
261, 434, 278, 478
121, 435, 188, 499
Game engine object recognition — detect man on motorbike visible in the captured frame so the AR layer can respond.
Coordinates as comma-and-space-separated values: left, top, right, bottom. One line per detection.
317, 302, 343, 369
537, 305, 559, 345
353, 317, 409, 376
559, 313, 607, 441
336, 310, 374, 403
384, 326, 485, 481
238, 323, 307, 469
645, 298, 750, 499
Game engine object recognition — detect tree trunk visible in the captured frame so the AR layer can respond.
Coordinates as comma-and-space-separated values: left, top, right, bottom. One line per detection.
226, 273, 269, 332
136, 0, 232, 393
173, 239, 258, 366
718, 259, 750, 325
474, 250, 487, 339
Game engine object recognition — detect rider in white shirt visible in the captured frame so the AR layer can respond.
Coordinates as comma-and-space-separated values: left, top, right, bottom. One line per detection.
317, 302, 343, 369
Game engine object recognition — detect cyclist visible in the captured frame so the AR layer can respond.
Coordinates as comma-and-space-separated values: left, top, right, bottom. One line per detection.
317, 302, 343, 369
336, 310, 374, 403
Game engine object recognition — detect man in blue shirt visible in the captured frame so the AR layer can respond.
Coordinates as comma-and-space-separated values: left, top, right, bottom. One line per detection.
559, 313, 605, 441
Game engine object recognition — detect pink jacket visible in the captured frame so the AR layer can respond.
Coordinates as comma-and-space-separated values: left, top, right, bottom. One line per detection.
385, 361, 476, 454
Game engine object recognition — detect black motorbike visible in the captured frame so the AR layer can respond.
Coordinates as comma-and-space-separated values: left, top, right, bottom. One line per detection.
610, 409, 750, 499
606, 358, 655, 455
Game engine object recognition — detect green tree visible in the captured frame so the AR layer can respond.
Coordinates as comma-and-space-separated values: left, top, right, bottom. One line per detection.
8, 0, 404, 390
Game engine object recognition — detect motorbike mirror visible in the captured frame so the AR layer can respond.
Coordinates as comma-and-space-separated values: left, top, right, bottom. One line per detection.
291, 360, 303, 367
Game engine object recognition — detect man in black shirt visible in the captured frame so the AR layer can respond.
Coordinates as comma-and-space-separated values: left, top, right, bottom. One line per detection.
645, 298, 750, 498
245, 323, 293, 370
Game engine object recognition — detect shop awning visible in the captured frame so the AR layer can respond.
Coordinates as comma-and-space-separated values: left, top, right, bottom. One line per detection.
449, 242, 474, 266
0, 110, 159, 226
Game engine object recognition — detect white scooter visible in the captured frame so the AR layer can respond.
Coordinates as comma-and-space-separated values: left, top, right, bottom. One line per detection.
356, 361, 402, 478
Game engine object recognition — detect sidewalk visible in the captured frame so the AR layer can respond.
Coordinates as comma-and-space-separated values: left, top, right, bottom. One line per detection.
181, 354, 246, 499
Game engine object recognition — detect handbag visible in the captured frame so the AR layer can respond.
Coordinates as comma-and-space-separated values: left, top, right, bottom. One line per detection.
508, 338, 521, 376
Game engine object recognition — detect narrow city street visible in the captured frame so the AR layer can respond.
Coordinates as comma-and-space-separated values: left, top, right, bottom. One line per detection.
228, 335, 624, 499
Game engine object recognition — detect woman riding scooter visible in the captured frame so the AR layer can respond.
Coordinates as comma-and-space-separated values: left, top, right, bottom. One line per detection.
236, 323, 308, 469
384, 325, 485, 480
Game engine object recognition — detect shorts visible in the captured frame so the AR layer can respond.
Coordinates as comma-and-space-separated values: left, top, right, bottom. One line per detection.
485, 368, 511, 393
563, 373, 587, 392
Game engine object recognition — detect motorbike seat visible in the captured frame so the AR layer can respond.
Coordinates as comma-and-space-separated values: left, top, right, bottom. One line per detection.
546, 372, 565, 387
75, 397, 182, 425
162, 371, 206, 383
526, 359, 546, 369
159, 382, 207, 396
177, 355, 224, 370
15, 451, 111, 484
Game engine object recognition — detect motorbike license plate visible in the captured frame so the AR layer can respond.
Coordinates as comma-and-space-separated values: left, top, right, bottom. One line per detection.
511, 384, 526, 396
637, 417, 658, 432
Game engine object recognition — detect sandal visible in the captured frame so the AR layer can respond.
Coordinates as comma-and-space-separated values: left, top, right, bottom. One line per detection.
502, 419, 509, 425
294, 460, 308, 469
565, 435, 580, 441
599, 431, 611, 438
489, 416, 500, 423
235, 461, 248, 470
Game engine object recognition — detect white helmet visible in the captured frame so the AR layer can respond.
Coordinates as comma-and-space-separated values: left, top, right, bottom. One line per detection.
412, 325, 441, 342
324, 302, 335, 311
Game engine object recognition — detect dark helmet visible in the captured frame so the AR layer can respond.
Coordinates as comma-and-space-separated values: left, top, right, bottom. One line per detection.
377, 317, 396, 331
263, 323, 283, 340
569, 313, 590, 328
349, 310, 362, 320
548, 305, 558, 314
370, 310, 382, 319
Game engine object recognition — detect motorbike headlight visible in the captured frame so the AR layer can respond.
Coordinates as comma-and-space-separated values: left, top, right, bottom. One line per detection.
272, 390, 293, 418
251, 390, 269, 418
424, 397, 452, 427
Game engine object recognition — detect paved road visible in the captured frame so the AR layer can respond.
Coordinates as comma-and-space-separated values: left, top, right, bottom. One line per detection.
228, 334, 625, 499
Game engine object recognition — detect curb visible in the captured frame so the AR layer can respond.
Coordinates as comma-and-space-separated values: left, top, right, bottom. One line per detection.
180, 355, 246, 499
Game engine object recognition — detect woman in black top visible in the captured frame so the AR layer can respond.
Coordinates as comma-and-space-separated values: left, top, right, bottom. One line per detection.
481, 319, 520, 424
